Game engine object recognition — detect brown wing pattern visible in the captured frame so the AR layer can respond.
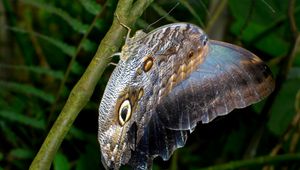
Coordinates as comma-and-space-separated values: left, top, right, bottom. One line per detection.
156, 40, 275, 130
98, 23, 275, 170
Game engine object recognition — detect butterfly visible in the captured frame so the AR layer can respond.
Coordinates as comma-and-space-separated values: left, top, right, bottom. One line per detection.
98, 23, 275, 170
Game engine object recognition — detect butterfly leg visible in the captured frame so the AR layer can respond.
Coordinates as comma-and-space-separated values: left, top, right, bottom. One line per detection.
109, 62, 118, 67
109, 52, 121, 59
107, 52, 121, 66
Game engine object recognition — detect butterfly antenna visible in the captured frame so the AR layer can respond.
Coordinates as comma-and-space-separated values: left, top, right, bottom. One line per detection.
145, 2, 180, 32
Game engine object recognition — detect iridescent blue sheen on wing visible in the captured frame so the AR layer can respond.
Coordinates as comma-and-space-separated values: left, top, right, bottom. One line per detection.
156, 40, 274, 130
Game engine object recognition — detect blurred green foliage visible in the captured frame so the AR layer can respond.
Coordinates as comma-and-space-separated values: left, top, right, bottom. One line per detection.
0, 0, 299, 169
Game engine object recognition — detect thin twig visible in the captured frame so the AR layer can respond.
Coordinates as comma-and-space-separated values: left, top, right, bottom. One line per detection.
179, 0, 205, 28
289, 0, 298, 38
198, 153, 300, 170
296, 90, 300, 114
237, 0, 256, 42
26, 7, 50, 70
205, 0, 228, 34
29, 0, 153, 169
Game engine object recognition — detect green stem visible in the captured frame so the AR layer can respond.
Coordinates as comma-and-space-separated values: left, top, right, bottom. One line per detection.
29, 0, 153, 169
170, 151, 178, 170
198, 153, 300, 170
205, 0, 228, 34
296, 90, 300, 112
47, 0, 110, 127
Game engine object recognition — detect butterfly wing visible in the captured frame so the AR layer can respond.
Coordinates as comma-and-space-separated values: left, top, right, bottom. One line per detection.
128, 40, 274, 169
156, 40, 275, 130
129, 114, 188, 169
98, 23, 275, 169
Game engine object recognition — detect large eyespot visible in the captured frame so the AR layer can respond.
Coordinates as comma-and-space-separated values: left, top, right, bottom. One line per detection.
143, 55, 154, 72
118, 99, 132, 126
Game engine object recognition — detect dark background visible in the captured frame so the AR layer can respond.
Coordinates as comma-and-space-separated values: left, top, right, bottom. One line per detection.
0, 0, 300, 169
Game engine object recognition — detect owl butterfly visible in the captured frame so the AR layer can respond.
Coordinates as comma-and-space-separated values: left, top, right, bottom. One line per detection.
98, 23, 274, 170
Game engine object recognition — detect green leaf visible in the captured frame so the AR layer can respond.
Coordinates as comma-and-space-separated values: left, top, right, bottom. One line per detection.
152, 164, 161, 170
71, 61, 85, 75
54, 152, 70, 170
0, 90, 8, 104
268, 79, 300, 136
295, 53, 300, 67
223, 127, 246, 157
229, 0, 281, 24
255, 34, 289, 58
229, 0, 292, 57
69, 127, 87, 140
0, 64, 64, 80
228, 0, 252, 21
95, 19, 107, 31
78, 0, 102, 15
0, 151, 3, 161
75, 144, 101, 170
37, 32, 77, 56
230, 20, 289, 57
230, 20, 265, 41
0, 121, 19, 146
20, 0, 89, 34
288, 67, 300, 80
9, 148, 35, 159
0, 80, 55, 103
8, 27, 76, 57
0, 110, 45, 130
82, 39, 98, 53
8, 96, 27, 113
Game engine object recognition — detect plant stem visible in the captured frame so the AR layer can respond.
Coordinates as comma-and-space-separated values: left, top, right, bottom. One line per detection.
205, 0, 228, 34
198, 153, 300, 170
47, 0, 109, 127
29, 0, 153, 169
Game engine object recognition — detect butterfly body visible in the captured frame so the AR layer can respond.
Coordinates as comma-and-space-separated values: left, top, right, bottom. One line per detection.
98, 23, 274, 170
